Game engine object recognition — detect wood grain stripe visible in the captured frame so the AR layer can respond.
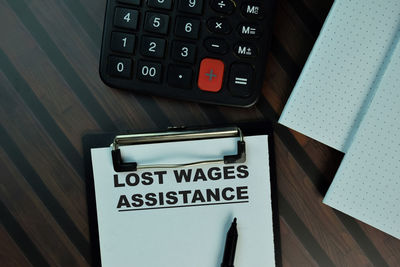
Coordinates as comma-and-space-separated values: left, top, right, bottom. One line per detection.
60, 0, 102, 46
285, 0, 324, 37
270, 37, 302, 89
0, 69, 88, 236
278, 193, 335, 266
0, 148, 87, 266
0, 50, 85, 178
0, 200, 49, 267
333, 211, 390, 267
0, 224, 33, 267
275, 134, 375, 266
279, 218, 319, 267
0, 125, 91, 263
275, 125, 334, 195
5, 0, 118, 132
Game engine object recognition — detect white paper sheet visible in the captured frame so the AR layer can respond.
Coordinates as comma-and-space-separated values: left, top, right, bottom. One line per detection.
91, 135, 275, 267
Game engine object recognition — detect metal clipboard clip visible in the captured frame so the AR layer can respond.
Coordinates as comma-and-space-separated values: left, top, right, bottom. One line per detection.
110, 126, 246, 172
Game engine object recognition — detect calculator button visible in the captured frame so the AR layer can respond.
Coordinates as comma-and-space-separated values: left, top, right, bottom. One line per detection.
178, 0, 204, 14
137, 61, 162, 82
108, 56, 132, 78
168, 65, 193, 89
114, 8, 139, 30
229, 63, 253, 97
207, 18, 231, 34
198, 58, 224, 92
140, 36, 166, 58
111, 32, 135, 53
204, 38, 228, 54
118, 0, 141, 5
238, 23, 261, 38
175, 17, 201, 39
147, 0, 173, 10
172, 41, 197, 63
210, 0, 234, 14
144, 12, 170, 34
241, 2, 264, 19
234, 43, 257, 57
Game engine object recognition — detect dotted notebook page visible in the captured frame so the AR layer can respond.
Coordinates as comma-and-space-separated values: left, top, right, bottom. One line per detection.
279, 0, 400, 152
323, 34, 400, 239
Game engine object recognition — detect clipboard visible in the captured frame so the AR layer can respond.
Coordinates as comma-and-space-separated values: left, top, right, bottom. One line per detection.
83, 122, 281, 267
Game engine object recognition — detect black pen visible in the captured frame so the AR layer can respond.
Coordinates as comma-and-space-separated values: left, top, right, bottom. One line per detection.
221, 218, 238, 267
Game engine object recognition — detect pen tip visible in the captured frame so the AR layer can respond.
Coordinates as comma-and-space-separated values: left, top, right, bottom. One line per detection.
233, 217, 237, 224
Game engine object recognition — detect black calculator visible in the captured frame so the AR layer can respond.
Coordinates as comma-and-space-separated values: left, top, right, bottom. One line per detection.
99, 0, 275, 107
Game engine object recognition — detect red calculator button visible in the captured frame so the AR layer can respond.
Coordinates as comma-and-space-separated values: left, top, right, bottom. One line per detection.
197, 58, 225, 92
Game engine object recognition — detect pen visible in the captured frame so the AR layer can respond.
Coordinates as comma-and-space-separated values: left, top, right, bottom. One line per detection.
221, 217, 238, 267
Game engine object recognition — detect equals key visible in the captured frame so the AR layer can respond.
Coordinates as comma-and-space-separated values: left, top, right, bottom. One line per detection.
234, 77, 248, 85
229, 63, 254, 97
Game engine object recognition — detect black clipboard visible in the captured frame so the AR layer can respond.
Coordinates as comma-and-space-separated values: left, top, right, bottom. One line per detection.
83, 122, 281, 267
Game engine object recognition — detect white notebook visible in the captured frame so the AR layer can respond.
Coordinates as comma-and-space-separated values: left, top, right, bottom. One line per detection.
323, 35, 400, 239
278, 0, 400, 239
90, 135, 276, 266
279, 0, 400, 152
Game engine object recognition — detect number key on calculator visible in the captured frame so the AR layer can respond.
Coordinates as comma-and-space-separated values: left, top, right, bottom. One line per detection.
99, 0, 276, 107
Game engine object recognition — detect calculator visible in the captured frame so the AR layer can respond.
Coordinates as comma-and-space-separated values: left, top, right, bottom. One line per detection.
99, 0, 275, 107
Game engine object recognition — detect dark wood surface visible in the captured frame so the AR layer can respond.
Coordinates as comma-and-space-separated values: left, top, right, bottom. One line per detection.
1, 0, 399, 266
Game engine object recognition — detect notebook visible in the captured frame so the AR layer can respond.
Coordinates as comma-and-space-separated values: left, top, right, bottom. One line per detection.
86, 128, 278, 266
278, 0, 400, 239
323, 34, 400, 239
279, 0, 400, 152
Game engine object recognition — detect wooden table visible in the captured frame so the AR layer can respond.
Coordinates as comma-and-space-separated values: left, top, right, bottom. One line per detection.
1, 0, 399, 266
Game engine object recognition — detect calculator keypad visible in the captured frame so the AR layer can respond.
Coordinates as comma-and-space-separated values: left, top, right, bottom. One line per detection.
137, 61, 162, 82
238, 23, 261, 38
111, 32, 135, 53
198, 58, 224, 92
168, 65, 193, 89
178, 0, 204, 14
175, 17, 201, 39
114, 8, 139, 29
144, 12, 170, 34
210, 0, 234, 14
147, 0, 172, 10
234, 43, 257, 57
100, 0, 275, 106
207, 17, 231, 34
204, 38, 228, 54
171, 41, 196, 63
229, 63, 254, 97
242, 2, 264, 19
140, 36, 166, 58
108, 56, 132, 78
